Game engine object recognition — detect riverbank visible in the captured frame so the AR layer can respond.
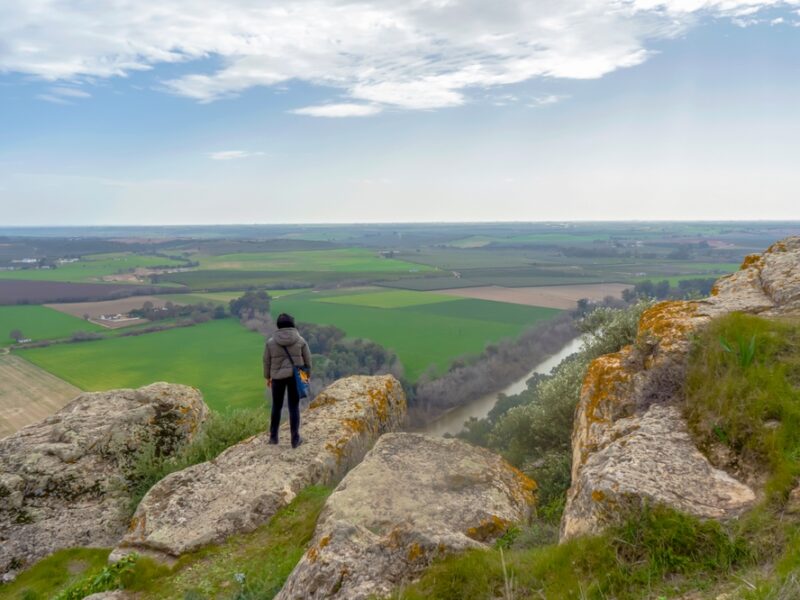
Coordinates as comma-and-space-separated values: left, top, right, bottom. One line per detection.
421, 336, 584, 436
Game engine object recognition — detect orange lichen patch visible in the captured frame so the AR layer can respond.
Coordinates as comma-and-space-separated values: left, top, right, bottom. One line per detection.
127, 514, 142, 533
508, 465, 537, 506
581, 351, 633, 427
309, 394, 337, 410
767, 240, 788, 254
407, 542, 424, 562
740, 253, 764, 270
306, 535, 331, 564
387, 527, 405, 549
367, 382, 393, 423
592, 489, 606, 502
325, 438, 350, 463
637, 301, 699, 351
341, 418, 367, 434
466, 515, 511, 542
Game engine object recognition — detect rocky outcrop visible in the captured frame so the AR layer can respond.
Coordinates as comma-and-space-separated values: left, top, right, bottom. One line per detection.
0, 383, 207, 580
562, 238, 800, 540
277, 433, 535, 600
113, 375, 406, 562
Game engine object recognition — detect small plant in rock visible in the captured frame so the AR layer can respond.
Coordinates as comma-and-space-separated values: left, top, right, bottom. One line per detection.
720, 332, 758, 368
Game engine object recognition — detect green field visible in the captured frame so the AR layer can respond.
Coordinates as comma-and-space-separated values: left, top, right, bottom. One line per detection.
0, 253, 185, 283
317, 289, 457, 309
19, 288, 561, 407
155, 289, 311, 305
0, 306, 104, 345
198, 248, 433, 273
19, 319, 266, 412
274, 291, 560, 379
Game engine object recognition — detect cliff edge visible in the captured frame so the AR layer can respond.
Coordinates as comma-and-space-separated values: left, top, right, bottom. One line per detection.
562, 237, 800, 540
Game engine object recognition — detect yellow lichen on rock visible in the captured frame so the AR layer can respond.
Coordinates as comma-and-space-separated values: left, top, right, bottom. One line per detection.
581, 350, 633, 427
637, 300, 700, 351
465, 515, 511, 542
740, 253, 764, 269
407, 543, 424, 562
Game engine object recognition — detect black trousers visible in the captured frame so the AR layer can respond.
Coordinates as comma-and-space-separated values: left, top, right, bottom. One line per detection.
270, 376, 300, 444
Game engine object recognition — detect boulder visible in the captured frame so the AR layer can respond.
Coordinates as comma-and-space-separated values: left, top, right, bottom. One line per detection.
561, 237, 800, 540
113, 375, 406, 561
0, 383, 207, 579
277, 432, 535, 600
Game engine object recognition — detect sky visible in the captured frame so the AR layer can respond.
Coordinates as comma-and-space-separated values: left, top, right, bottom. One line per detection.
1, 0, 799, 225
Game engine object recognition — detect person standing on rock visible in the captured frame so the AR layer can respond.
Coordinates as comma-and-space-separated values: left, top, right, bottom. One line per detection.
263, 313, 312, 448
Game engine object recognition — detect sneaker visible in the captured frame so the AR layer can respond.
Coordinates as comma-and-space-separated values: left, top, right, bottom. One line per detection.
268, 437, 279, 445
291, 437, 304, 449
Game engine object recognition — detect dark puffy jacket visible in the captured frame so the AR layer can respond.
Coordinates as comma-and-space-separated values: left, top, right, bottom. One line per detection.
263, 327, 312, 380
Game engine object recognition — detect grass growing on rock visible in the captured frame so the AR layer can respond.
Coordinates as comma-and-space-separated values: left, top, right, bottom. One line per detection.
394, 505, 755, 600
685, 312, 800, 499
0, 548, 110, 600
1, 487, 331, 600
127, 485, 332, 599
127, 406, 267, 513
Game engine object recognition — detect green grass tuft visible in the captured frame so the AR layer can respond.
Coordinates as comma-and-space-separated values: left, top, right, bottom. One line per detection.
685, 312, 800, 499
127, 407, 267, 513
2, 487, 330, 600
396, 505, 752, 600
0, 548, 110, 600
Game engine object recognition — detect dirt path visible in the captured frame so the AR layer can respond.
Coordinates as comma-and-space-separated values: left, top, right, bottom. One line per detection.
0, 354, 81, 438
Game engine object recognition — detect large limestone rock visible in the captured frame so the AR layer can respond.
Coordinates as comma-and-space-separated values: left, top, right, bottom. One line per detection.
277, 433, 535, 600
562, 237, 800, 540
0, 383, 207, 579
113, 375, 406, 561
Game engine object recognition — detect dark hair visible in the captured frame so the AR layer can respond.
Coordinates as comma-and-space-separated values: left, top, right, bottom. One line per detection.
276, 313, 295, 329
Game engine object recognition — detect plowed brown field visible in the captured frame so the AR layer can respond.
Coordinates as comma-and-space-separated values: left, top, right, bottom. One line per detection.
436, 283, 632, 309
0, 354, 81, 438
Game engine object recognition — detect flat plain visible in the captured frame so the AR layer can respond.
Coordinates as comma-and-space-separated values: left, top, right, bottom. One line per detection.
0, 354, 81, 438
0, 253, 185, 283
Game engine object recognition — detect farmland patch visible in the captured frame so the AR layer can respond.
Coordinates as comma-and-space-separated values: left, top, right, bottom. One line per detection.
435, 283, 633, 309
198, 248, 434, 273
316, 289, 458, 309
19, 319, 266, 413
45, 296, 175, 329
0, 305, 104, 345
0, 355, 81, 438
0, 280, 179, 305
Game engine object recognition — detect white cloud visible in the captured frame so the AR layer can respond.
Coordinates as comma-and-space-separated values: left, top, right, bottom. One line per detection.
35, 93, 71, 105
35, 85, 91, 104
291, 103, 382, 118
2, 1, 799, 115
51, 86, 90, 98
208, 150, 265, 161
528, 94, 570, 108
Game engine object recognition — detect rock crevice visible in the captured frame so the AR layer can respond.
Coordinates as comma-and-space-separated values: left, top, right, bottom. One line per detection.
277, 432, 535, 600
112, 375, 407, 561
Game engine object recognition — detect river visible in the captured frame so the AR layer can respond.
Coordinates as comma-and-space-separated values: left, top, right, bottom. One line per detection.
422, 336, 585, 437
